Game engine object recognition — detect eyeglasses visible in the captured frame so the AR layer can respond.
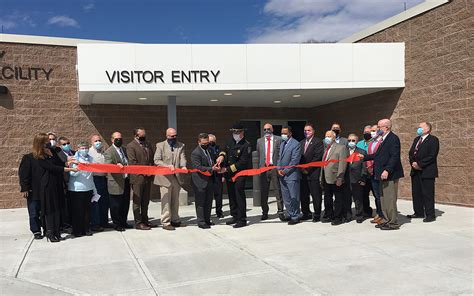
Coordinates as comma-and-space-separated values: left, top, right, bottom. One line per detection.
348, 139, 357, 142
94, 140, 101, 142
263, 129, 272, 132
61, 142, 70, 145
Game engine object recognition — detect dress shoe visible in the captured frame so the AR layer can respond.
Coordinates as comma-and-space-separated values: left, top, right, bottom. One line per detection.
312, 216, 321, 223
46, 231, 60, 243
171, 221, 187, 227
206, 221, 215, 226
136, 223, 151, 230
216, 213, 224, 218
145, 222, 159, 228
162, 225, 176, 231
261, 214, 269, 221
33, 232, 43, 240
233, 221, 247, 228
407, 214, 424, 219
301, 213, 312, 221
101, 223, 115, 229
84, 231, 93, 236
198, 224, 211, 229
321, 217, 332, 223
288, 219, 300, 225
279, 214, 290, 222
423, 217, 436, 223
375, 223, 387, 229
226, 218, 237, 225
91, 225, 104, 232
114, 226, 125, 232
356, 218, 364, 224
122, 223, 133, 229
380, 224, 399, 231
370, 216, 382, 224
331, 219, 343, 226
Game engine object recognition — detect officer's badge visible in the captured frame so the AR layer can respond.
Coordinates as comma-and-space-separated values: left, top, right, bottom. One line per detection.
237, 149, 240, 154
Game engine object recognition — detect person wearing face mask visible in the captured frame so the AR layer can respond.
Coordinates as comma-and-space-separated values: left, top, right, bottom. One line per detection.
68, 141, 98, 237
154, 128, 188, 231
346, 134, 369, 223
356, 125, 375, 219
330, 123, 348, 147
57, 136, 76, 231
356, 125, 373, 152
299, 123, 324, 222
320, 130, 348, 225
104, 132, 132, 232
256, 123, 284, 221
88, 134, 113, 231
191, 133, 221, 229
407, 122, 439, 222
208, 134, 224, 218
366, 124, 384, 223
215, 122, 251, 228
126, 128, 157, 230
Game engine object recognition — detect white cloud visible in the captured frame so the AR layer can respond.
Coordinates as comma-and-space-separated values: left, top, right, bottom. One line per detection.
247, 0, 424, 43
83, 2, 95, 12
0, 12, 36, 31
48, 15, 80, 28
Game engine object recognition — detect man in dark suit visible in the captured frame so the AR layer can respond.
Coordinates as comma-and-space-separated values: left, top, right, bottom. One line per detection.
299, 123, 324, 222
407, 122, 439, 222
256, 123, 284, 221
208, 134, 224, 218
126, 128, 156, 230
347, 134, 368, 223
362, 119, 404, 230
56, 136, 76, 229
191, 133, 219, 229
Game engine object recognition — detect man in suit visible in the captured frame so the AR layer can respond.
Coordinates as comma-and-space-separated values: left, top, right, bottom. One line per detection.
126, 128, 157, 230
154, 128, 187, 231
191, 133, 219, 229
321, 130, 349, 225
104, 132, 132, 232
57, 136, 76, 229
331, 123, 348, 146
208, 134, 224, 218
362, 119, 404, 230
299, 123, 324, 222
407, 122, 439, 222
216, 122, 251, 228
277, 126, 302, 225
256, 123, 284, 221
347, 134, 369, 223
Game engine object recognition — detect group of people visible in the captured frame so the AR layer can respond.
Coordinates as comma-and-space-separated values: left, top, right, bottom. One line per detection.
19, 118, 439, 242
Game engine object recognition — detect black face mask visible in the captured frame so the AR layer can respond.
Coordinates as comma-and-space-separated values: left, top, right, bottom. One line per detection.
200, 144, 209, 150
363, 133, 372, 141
137, 136, 146, 142
332, 129, 340, 137
167, 138, 177, 146
209, 142, 216, 147
114, 138, 123, 147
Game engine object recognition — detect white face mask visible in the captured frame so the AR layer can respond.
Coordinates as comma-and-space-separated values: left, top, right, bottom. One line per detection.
281, 134, 289, 141
50, 140, 57, 147
370, 131, 377, 139
233, 134, 241, 142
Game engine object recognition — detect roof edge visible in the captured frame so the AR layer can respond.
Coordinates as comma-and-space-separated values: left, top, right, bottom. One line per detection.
0, 33, 129, 47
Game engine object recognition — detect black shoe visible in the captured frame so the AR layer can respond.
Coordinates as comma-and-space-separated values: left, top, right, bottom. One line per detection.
312, 216, 321, 223
301, 213, 312, 221
288, 219, 300, 225
261, 214, 268, 221
279, 214, 289, 222
33, 232, 43, 240
101, 223, 115, 229
91, 225, 104, 232
233, 221, 247, 228
114, 226, 125, 232
46, 232, 60, 243
331, 219, 343, 226
122, 223, 133, 229
206, 221, 215, 226
171, 221, 187, 227
216, 213, 224, 218
406, 214, 424, 219
84, 231, 93, 236
321, 217, 332, 223
423, 217, 436, 223
380, 224, 400, 230
356, 218, 364, 224
226, 218, 237, 225
198, 224, 211, 229
375, 223, 387, 229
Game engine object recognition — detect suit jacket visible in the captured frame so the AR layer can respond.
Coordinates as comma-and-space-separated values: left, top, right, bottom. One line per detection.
153, 140, 187, 187
277, 137, 302, 181
104, 145, 128, 195
256, 135, 282, 168
299, 137, 323, 180
191, 146, 213, 190
364, 132, 404, 181
55, 147, 74, 187
126, 139, 155, 185
347, 147, 368, 184
408, 134, 439, 178
18, 153, 43, 201
321, 143, 348, 184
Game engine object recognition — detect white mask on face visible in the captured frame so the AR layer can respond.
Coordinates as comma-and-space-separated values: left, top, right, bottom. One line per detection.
50, 140, 57, 147
233, 134, 241, 142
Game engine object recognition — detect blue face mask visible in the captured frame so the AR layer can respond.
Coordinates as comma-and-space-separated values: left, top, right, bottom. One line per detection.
79, 149, 89, 157
324, 137, 333, 145
348, 141, 356, 149
376, 129, 384, 136
416, 127, 423, 136
94, 141, 103, 150
61, 144, 71, 152
281, 134, 289, 141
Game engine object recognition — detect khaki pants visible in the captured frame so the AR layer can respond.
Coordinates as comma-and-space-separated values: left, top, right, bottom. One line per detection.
160, 176, 181, 226
381, 179, 400, 228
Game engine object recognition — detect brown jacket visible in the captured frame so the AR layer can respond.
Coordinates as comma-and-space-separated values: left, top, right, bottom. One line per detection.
126, 139, 155, 185
321, 143, 348, 184
153, 140, 187, 187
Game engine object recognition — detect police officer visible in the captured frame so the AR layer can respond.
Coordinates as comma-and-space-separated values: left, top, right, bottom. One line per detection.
216, 122, 251, 228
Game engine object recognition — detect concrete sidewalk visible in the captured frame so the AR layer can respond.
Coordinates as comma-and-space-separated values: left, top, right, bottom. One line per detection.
1, 198, 473, 295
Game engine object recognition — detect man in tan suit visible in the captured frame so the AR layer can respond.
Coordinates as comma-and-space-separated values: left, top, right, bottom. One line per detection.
154, 128, 187, 230
126, 128, 156, 230
321, 130, 348, 225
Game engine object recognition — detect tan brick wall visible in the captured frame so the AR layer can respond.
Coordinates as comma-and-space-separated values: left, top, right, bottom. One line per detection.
311, 0, 473, 206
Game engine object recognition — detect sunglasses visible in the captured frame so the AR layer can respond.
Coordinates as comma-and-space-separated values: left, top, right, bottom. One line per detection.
348, 139, 357, 142
61, 142, 70, 145
263, 129, 272, 132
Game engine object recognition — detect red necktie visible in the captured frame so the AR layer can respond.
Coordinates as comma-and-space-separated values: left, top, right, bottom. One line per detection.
265, 137, 271, 166
323, 145, 331, 161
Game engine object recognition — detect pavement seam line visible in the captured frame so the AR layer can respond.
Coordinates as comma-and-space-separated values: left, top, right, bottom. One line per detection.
13, 235, 33, 278
9, 275, 82, 294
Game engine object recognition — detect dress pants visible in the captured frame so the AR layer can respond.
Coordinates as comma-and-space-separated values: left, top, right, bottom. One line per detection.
350, 182, 365, 220
260, 170, 284, 215
131, 179, 152, 224
212, 174, 224, 216
69, 190, 93, 235
380, 180, 400, 228
27, 198, 42, 234
323, 182, 345, 221
160, 176, 182, 226
109, 178, 130, 227
193, 181, 213, 226
280, 178, 301, 221
226, 177, 247, 223
362, 181, 374, 217
411, 172, 435, 219
91, 176, 110, 227
370, 176, 384, 218
300, 175, 322, 218
60, 189, 72, 227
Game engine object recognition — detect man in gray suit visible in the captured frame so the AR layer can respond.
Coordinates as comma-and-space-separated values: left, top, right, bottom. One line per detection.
277, 126, 302, 225
256, 123, 284, 221
154, 128, 187, 231
104, 131, 131, 232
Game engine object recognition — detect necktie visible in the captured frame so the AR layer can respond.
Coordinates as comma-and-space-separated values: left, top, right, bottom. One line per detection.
304, 140, 309, 153
265, 137, 271, 166
323, 145, 331, 161
205, 149, 213, 166
414, 137, 423, 157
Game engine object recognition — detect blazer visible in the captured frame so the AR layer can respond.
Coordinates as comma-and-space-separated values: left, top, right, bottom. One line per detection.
191, 146, 213, 190
408, 134, 439, 178
104, 145, 128, 195
364, 132, 404, 181
299, 137, 324, 180
153, 140, 187, 187
321, 143, 348, 184
256, 135, 282, 168
347, 147, 368, 184
126, 139, 155, 185
55, 147, 74, 186
277, 137, 302, 181
18, 153, 42, 200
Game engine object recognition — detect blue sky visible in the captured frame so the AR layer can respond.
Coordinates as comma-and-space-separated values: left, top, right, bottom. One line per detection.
0, 0, 424, 43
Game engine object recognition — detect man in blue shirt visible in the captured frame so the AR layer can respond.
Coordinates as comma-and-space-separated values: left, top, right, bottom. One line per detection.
356, 125, 375, 152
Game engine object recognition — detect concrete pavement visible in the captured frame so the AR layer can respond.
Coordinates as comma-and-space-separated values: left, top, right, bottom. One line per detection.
1, 198, 473, 295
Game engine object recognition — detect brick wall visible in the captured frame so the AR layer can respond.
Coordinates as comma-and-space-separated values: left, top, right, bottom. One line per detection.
311, 0, 473, 206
